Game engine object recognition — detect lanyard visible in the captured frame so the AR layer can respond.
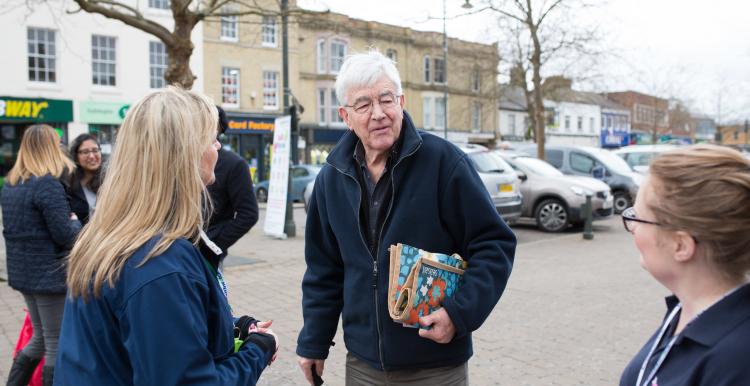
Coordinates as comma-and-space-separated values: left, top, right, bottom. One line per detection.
635, 304, 681, 386
198, 229, 228, 299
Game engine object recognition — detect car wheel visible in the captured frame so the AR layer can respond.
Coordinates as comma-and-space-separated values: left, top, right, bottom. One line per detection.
256, 188, 268, 203
613, 191, 630, 214
535, 199, 568, 232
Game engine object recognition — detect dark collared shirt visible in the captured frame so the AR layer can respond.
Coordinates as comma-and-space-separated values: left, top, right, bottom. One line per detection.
353, 139, 400, 257
620, 283, 750, 386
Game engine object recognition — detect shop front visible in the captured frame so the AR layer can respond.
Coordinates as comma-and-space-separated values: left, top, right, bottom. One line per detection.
79, 100, 131, 156
222, 112, 277, 183
0, 96, 74, 177
301, 124, 348, 165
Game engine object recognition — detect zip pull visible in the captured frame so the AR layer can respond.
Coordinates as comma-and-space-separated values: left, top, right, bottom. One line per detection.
372, 261, 378, 288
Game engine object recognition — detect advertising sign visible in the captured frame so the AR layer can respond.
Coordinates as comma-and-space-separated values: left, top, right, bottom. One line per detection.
263, 116, 291, 238
225, 115, 275, 134
79, 101, 130, 124
0, 96, 73, 122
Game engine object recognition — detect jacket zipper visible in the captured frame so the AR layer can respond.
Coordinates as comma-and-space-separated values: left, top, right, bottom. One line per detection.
331, 141, 421, 371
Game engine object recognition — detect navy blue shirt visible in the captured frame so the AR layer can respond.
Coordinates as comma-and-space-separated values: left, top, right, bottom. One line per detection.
620, 283, 750, 386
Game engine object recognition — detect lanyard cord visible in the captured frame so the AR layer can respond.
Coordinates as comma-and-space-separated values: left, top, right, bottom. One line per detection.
198, 229, 228, 299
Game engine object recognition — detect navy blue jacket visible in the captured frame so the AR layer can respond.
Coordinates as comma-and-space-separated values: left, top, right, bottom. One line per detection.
55, 237, 273, 385
1, 175, 81, 294
620, 284, 750, 386
296, 113, 516, 370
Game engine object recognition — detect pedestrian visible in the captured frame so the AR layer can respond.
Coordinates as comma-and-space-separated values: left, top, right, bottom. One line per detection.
55, 86, 278, 385
67, 133, 103, 225
620, 144, 750, 386
296, 50, 516, 386
200, 106, 259, 269
1, 124, 82, 386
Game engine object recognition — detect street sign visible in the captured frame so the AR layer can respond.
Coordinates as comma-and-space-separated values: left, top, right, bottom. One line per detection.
263, 116, 291, 238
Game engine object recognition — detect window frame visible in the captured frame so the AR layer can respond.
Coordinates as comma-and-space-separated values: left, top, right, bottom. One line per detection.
221, 67, 240, 108
329, 39, 347, 74
220, 11, 239, 42
27, 27, 57, 83
262, 70, 279, 110
423, 55, 431, 84
433, 57, 446, 84
261, 16, 277, 47
471, 70, 481, 93
471, 101, 482, 131
149, 41, 167, 89
148, 0, 170, 10
91, 34, 117, 87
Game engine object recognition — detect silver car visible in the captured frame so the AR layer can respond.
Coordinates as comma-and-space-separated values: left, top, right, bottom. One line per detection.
495, 151, 614, 232
459, 144, 523, 222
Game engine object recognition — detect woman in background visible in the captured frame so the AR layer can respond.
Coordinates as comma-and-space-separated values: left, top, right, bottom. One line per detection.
620, 144, 750, 386
67, 133, 103, 224
1, 124, 81, 386
56, 86, 278, 386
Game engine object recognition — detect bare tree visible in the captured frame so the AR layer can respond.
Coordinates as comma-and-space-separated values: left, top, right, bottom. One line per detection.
481, 0, 601, 159
67, 0, 302, 89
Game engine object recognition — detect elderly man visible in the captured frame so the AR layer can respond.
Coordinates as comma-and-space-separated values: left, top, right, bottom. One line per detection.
297, 51, 516, 385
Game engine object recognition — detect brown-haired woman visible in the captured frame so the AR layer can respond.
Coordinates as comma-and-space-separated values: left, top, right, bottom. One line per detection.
620, 144, 750, 386
1, 124, 81, 386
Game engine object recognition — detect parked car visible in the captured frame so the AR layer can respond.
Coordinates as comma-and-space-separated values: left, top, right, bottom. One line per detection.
613, 144, 679, 174
303, 179, 315, 212
458, 143, 523, 222
255, 164, 321, 203
517, 144, 643, 214
495, 151, 613, 232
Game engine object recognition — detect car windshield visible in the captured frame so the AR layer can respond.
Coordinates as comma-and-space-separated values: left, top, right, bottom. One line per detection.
591, 149, 633, 174
513, 157, 564, 177
468, 152, 507, 173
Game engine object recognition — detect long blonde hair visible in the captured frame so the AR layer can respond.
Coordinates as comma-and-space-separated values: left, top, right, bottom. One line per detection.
648, 144, 750, 280
6, 124, 75, 185
67, 86, 218, 299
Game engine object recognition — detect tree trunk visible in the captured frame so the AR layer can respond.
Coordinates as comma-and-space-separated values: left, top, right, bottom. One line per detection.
165, 40, 196, 89
530, 25, 545, 160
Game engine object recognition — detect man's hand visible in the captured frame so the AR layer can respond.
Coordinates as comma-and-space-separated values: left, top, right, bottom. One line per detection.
298, 356, 325, 386
418, 308, 456, 344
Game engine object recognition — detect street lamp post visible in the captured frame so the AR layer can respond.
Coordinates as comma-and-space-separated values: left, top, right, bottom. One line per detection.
442, 0, 473, 141
281, 0, 296, 238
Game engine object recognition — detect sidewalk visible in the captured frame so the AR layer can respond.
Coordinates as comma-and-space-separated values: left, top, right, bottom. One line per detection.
0, 210, 665, 385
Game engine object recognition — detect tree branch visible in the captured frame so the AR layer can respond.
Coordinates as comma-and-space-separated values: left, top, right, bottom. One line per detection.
72, 0, 174, 45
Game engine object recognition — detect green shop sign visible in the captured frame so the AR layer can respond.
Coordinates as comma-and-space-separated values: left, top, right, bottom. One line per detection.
79, 101, 131, 124
0, 96, 73, 122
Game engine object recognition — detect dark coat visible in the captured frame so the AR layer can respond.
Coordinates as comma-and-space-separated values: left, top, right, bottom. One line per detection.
1, 174, 81, 294
55, 237, 274, 385
296, 112, 517, 370
67, 176, 91, 226
201, 148, 259, 268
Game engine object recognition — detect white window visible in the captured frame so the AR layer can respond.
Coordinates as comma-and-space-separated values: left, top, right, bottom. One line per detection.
149, 41, 167, 89
92, 35, 116, 86
508, 113, 516, 133
564, 115, 571, 130
434, 57, 446, 84
471, 102, 482, 131
261, 16, 277, 47
262, 71, 278, 109
386, 49, 397, 62
27, 28, 56, 83
590, 117, 595, 133
577, 116, 583, 132
423, 97, 433, 128
318, 89, 327, 125
221, 67, 240, 107
472, 70, 480, 92
435, 97, 446, 130
316, 39, 326, 74
148, 0, 169, 9
330, 89, 342, 124
220, 11, 238, 41
423, 56, 431, 83
330, 40, 346, 73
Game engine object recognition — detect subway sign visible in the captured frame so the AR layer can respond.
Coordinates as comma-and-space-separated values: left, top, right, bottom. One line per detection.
0, 96, 73, 122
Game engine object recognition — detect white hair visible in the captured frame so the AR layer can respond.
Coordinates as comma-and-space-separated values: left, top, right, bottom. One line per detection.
334, 50, 403, 106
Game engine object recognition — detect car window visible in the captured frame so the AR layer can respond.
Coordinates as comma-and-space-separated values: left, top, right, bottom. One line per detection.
593, 150, 634, 174
293, 167, 309, 177
570, 152, 596, 174
514, 157, 564, 177
546, 150, 564, 169
468, 152, 506, 173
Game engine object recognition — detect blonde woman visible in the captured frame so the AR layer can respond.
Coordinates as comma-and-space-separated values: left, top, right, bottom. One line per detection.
55, 87, 278, 386
620, 144, 750, 386
1, 124, 81, 386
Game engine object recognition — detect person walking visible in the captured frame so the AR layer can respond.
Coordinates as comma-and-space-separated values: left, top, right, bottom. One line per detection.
200, 106, 259, 269
55, 86, 278, 386
1, 124, 82, 386
620, 144, 750, 386
297, 50, 516, 385
67, 134, 103, 225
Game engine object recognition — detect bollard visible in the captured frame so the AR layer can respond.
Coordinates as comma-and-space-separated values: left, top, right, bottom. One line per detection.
582, 193, 594, 240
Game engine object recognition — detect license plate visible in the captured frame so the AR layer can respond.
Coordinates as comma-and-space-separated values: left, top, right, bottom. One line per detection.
603, 197, 613, 209
499, 184, 513, 193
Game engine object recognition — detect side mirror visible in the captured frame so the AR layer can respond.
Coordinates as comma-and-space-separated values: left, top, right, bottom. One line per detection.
591, 165, 606, 179
516, 171, 527, 181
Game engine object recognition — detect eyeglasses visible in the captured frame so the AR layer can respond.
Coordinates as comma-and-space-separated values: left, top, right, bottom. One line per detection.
344, 92, 400, 115
621, 207, 661, 233
77, 148, 101, 156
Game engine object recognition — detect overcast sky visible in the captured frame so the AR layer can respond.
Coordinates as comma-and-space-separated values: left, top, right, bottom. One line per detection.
298, 0, 750, 123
